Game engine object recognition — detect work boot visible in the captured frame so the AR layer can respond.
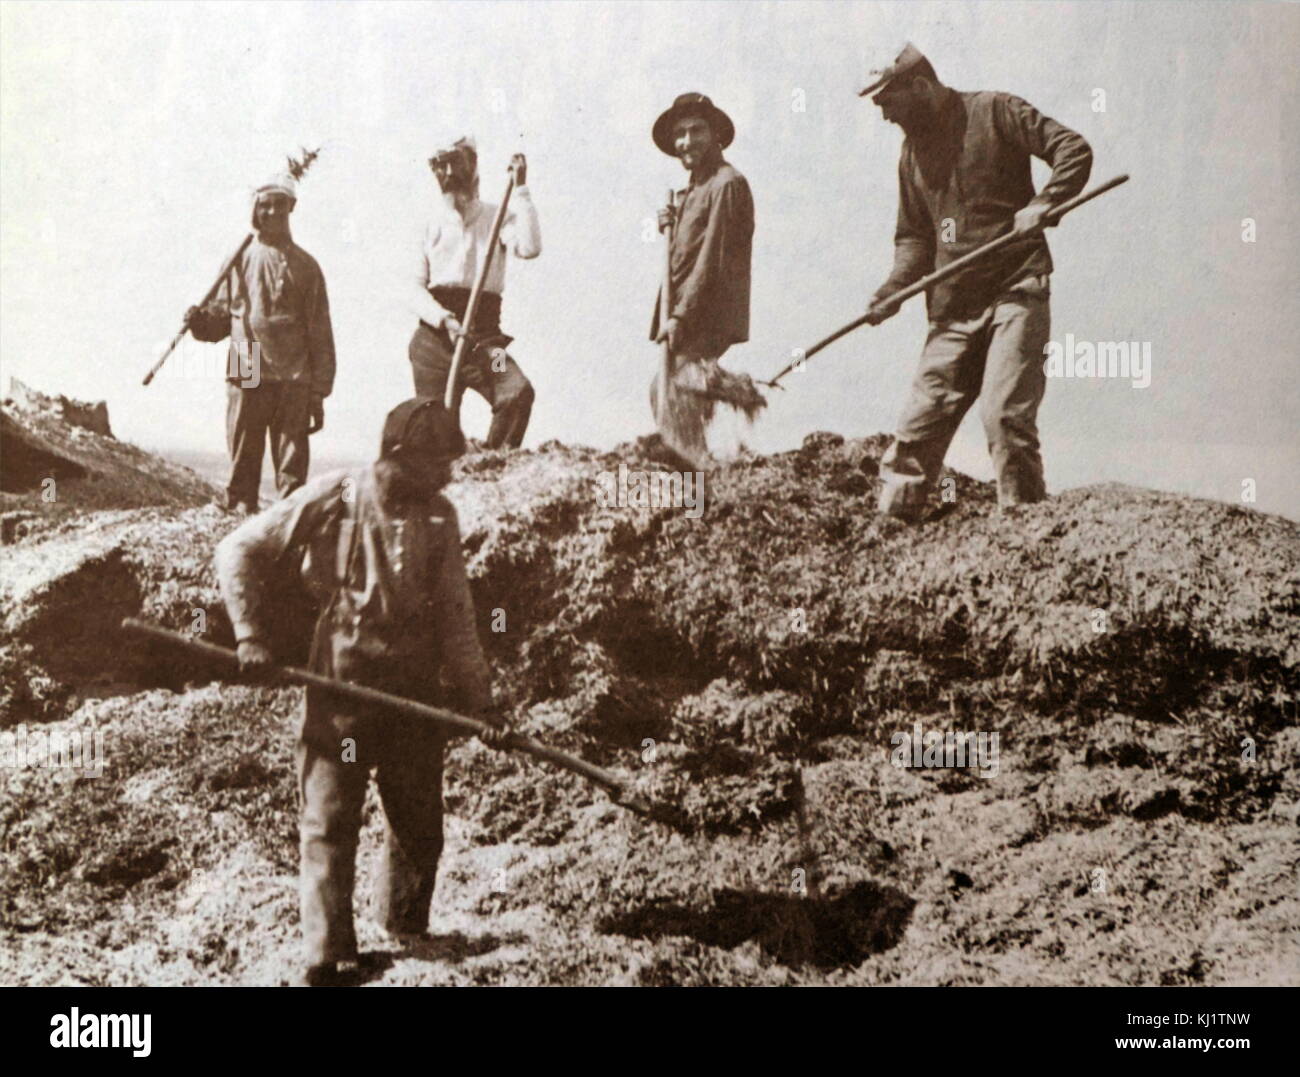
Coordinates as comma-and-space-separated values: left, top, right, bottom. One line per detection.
354, 952, 392, 974
295, 961, 348, 987
382, 929, 433, 951
215, 495, 258, 516
878, 499, 927, 525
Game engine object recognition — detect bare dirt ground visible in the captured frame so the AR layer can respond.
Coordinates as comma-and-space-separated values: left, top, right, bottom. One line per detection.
2, 395, 1297, 986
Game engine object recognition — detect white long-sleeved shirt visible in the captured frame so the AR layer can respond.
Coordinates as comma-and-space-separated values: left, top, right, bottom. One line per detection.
410, 187, 541, 328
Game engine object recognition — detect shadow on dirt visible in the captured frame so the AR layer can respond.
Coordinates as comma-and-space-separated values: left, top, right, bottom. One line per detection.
599, 880, 915, 969
375, 930, 530, 969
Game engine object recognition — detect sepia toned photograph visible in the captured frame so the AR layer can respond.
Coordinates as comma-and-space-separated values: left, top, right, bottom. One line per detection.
0, 0, 1295, 1029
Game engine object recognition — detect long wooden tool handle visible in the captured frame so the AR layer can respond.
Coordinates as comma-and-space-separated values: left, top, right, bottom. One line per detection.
444, 175, 517, 409
656, 189, 676, 416
879, 173, 1130, 313
143, 232, 254, 387
767, 174, 1130, 386
121, 618, 641, 805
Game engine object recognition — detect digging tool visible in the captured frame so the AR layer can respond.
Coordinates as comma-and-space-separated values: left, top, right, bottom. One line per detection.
443, 171, 517, 411
144, 146, 322, 387
657, 187, 676, 420
762, 173, 1130, 388
649, 188, 702, 464
650, 190, 766, 468
121, 618, 683, 827
143, 234, 253, 387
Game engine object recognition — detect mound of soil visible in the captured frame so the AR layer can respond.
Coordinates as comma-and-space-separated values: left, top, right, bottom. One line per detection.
1, 380, 215, 527
1, 408, 1296, 985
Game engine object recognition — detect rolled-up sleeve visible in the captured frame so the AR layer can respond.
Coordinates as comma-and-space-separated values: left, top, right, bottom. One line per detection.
500, 186, 541, 260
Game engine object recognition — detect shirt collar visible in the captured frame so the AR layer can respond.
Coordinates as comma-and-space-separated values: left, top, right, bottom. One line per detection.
687, 154, 726, 190
441, 196, 483, 226
253, 231, 293, 251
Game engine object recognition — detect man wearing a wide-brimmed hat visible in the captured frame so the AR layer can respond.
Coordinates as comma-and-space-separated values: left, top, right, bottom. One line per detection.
187, 171, 336, 513
408, 134, 541, 450
649, 92, 756, 464
861, 44, 1092, 521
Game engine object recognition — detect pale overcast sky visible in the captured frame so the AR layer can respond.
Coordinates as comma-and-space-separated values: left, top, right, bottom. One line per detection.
2, 0, 1296, 517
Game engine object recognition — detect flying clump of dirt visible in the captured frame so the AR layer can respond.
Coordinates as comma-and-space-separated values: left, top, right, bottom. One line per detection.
1, 389, 1297, 986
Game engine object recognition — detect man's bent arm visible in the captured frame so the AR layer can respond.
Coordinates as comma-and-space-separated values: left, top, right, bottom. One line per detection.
410, 223, 456, 328
500, 186, 542, 259
215, 474, 345, 644
189, 273, 234, 343
994, 93, 1093, 210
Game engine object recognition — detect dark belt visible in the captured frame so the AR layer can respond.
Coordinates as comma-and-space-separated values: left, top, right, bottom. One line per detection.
430, 285, 507, 341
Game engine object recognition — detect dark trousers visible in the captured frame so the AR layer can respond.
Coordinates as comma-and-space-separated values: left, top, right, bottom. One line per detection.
225, 381, 311, 509
408, 323, 534, 449
297, 686, 448, 966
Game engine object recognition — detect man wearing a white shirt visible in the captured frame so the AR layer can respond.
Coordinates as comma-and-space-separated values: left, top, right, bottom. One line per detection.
408, 135, 541, 449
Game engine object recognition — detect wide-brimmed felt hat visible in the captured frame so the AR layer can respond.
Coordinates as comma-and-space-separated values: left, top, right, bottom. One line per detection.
858, 42, 929, 97
653, 93, 735, 156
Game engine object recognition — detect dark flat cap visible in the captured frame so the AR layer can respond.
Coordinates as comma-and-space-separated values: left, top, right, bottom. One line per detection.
858, 42, 928, 97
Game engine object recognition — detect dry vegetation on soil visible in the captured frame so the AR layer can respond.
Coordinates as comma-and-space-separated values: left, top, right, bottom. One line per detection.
2, 392, 1297, 985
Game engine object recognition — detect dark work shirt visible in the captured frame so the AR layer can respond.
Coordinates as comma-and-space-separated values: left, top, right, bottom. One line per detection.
650, 159, 754, 354
873, 89, 1093, 322
192, 235, 336, 396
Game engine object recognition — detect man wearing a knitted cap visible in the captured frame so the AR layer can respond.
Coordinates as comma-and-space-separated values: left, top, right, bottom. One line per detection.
187, 172, 336, 513
408, 135, 541, 450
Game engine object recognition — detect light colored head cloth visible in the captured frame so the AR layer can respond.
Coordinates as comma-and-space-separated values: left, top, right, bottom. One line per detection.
429, 132, 477, 158
254, 172, 298, 201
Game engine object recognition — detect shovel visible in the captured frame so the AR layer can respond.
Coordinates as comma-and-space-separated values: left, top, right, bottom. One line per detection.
649, 189, 768, 469
143, 233, 253, 387
122, 618, 688, 828
648, 189, 710, 466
